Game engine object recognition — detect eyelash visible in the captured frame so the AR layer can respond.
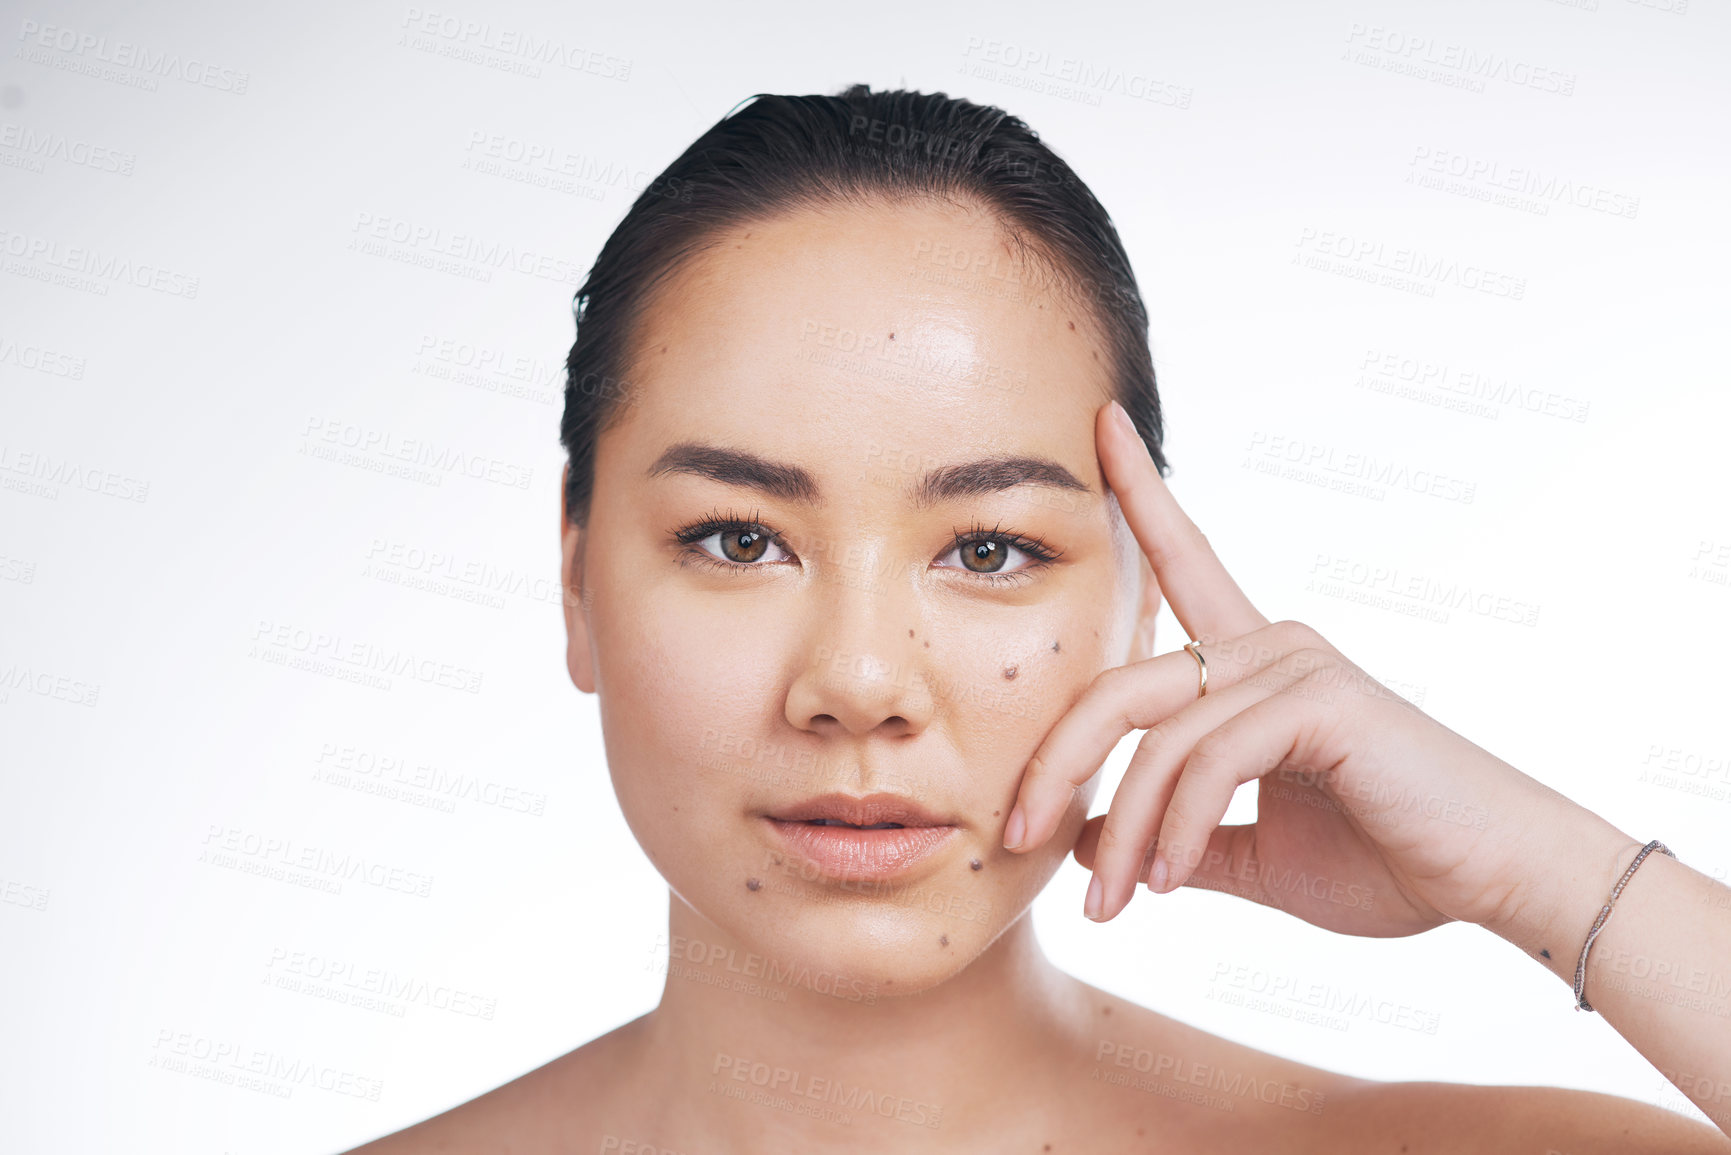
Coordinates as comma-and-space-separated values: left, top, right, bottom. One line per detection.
671, 507, 1061, 587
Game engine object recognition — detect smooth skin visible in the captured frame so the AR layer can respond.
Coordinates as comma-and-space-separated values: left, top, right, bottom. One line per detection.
338, 199, 1731, 1154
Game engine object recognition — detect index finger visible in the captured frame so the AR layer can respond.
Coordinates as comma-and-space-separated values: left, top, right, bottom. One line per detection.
1099, 399, 1269, 644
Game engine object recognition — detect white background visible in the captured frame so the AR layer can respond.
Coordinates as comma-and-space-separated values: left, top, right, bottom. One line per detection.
2, 0, 1728, 1151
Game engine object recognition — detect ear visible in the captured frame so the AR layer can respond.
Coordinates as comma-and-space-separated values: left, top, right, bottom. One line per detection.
560, 463, 597, 694
1130, 553, 1163, 664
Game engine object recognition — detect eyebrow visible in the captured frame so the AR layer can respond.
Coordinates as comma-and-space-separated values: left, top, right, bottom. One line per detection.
646, 442, 1093, 508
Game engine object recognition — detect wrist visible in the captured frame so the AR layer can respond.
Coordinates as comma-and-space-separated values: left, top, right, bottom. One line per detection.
1479, 802, 1643, 988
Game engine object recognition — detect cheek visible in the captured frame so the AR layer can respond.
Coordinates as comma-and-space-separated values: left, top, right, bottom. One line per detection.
600, 598, 784, 747
914, 589, 1120, 896
587, 567, 792, 878
926, 581, 1126, 776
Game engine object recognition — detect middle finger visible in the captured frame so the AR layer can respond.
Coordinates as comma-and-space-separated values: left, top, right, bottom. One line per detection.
1006, 619, 1319, 853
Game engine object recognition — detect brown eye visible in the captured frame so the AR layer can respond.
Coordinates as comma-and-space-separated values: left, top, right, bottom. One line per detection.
960, 539, 1006, 573
935, 529, 1055, 582
687, 524, 791, 568
720, 528, 770, 563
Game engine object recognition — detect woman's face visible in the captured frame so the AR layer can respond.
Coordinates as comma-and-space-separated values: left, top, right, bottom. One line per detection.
562, 198, 1159, 995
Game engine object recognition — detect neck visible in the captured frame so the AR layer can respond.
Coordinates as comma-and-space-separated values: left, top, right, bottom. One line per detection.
635, 892, 1090, 1149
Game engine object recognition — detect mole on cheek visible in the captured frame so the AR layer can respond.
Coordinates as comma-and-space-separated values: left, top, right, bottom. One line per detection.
1003, 665, 1017, 680
1051, 639, 1061, 653
746, 878, 761, 891
939, 935, 949, 948
969, 858, 982, 871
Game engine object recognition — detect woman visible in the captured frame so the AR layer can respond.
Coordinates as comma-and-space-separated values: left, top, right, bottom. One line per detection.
345, 85, 1731, 1152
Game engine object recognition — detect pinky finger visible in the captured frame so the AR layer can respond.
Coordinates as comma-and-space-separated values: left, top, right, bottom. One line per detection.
1150, 686, 1321, 893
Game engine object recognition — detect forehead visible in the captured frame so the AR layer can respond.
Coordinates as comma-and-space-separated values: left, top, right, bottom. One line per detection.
619, 198, 1115, 477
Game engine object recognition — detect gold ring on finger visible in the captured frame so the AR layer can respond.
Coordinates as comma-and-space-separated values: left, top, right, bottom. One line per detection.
1184, 639, 1207, 699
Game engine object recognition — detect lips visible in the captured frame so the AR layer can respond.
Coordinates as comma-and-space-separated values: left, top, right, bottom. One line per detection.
763, 792, 959, 882
768, 792, 953, 829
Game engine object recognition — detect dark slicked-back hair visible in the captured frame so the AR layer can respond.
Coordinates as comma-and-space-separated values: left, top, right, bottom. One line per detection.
559, 82, 1169, 527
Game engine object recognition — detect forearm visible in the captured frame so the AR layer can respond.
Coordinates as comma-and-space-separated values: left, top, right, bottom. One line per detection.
1484, 801, 1731, 1134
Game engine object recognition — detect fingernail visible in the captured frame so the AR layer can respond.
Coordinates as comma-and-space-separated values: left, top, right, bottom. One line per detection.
1002, 805, 1026, 850
1109, 398, 1138, 441
1149, 857, 1169, 894
1084, 873, 1104, 920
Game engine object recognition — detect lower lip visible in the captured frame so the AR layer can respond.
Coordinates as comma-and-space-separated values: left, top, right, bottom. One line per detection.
763, 818, 958, 883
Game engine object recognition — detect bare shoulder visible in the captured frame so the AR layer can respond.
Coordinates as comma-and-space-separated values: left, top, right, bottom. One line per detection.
1068, 980, 1371, 1149
1322, 1079, 1731, 1154
335, 1014, 649, 1154
1067, 981, 1730, 1155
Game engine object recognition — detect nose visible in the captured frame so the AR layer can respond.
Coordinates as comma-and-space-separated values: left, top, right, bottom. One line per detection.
783, 565, 935, 739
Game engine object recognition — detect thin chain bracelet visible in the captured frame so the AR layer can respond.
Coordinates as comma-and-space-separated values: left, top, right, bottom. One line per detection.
1574, 839, 1676, 1012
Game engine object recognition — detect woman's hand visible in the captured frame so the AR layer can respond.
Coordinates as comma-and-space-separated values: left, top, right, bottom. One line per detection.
1002, 398, 1632, 934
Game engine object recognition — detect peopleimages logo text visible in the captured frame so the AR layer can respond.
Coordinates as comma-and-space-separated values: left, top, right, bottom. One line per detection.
16, 20, 250, 93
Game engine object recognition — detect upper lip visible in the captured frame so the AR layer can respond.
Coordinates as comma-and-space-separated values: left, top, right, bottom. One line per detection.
766, 792, 955, 828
